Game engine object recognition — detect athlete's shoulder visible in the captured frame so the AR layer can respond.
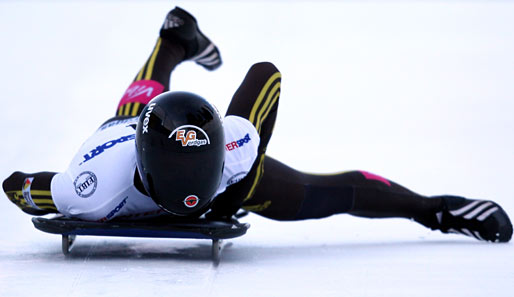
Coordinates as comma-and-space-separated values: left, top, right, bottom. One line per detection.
51, 117, 140, 221
79, 117, 138, 165
222, 115, 260, 152
215, 116, 260, 195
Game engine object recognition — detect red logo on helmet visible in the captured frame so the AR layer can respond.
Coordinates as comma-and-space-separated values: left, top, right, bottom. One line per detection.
184, 195, 199, 208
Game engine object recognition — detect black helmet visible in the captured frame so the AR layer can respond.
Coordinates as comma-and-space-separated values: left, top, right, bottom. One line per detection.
135, 91, 225, 216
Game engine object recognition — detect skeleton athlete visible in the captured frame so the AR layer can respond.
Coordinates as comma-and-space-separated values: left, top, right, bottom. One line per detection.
3, 7, 512, 243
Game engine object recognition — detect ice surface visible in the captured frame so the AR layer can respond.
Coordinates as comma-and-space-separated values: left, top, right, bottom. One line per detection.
1, 1, 513, 296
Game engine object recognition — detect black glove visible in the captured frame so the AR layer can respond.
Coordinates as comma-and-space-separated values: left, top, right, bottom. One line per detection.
3, 171, 57, 216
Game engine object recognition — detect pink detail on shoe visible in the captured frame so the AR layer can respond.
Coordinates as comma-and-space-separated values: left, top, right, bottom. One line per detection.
117, 80, 165, 108
359, 170, 391, 187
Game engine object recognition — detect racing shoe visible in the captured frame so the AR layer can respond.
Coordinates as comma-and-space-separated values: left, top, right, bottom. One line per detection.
159, 6, 222, 70
436, 195, 512, 243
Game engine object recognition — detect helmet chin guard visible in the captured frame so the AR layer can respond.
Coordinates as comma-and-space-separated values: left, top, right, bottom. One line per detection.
135, 91, 224, 216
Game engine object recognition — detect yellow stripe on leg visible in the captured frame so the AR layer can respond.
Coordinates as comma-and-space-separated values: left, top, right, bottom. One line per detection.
117, 105, 124, 116
144, 38, 163, 80
131, 102, 141, 117
136, 62, 146, 81
242, 200, 272, 212
124, 103, 132, 116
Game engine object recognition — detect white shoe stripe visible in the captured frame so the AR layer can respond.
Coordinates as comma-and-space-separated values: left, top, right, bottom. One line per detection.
448, 228, 461, 234
461, 228, 474, 238
198, 59, 220, 66
448, 228, 484, 241
436, 211, 443, 224
196, 52, 219, 63
191, 43, 215, 60
477, 206, 499, 221
449, 200, 481, 216
473, 231, 485, 241
463, 202, 493, 220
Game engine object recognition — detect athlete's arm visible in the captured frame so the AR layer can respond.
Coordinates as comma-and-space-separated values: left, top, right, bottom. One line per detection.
208, 62, 281, 219
3, 171, 59, 215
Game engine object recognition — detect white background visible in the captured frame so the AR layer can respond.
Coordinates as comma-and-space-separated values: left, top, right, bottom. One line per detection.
1, 1, 513, 296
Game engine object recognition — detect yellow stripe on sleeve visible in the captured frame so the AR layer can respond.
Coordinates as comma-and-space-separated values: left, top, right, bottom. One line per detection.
257, 91, 280, 133
32, 198, 55, 205
244, 154, 266, 202
255, 83, 280, 133
248, 72, 282, 125
30, 190, 52, 196
5, 191, 26, 205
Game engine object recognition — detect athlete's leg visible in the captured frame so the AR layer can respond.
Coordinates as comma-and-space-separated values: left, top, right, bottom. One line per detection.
115, 38, 185, 117
243, 156, 512, 242
115, 6, 221, 117
243, 157, 439, 224
208, 62, 281, 218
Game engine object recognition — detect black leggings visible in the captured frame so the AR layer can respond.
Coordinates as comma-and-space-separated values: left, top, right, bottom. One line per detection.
245, 157, 441, 228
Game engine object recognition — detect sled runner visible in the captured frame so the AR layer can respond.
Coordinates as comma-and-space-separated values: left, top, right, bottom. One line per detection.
32, 215, 250, 265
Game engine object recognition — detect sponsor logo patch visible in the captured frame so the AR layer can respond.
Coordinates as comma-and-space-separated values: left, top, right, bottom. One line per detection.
98, 197, 128, 222
80, 134, 135, 165
227, 171, 248, 186
74, 171, 98, 198
169, 125, 210, 147
22, 177, 39, 209
22, 177, 33, 191
117, 80, 164, 108
225, 133, 251, 151
184, 195, 199, 208
142, 102, 156, 134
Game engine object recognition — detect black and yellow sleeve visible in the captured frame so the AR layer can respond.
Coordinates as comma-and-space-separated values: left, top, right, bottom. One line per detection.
3, 171, 58, 215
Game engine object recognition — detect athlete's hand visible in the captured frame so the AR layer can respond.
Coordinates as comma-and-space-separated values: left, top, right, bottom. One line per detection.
3, 172, 52, 216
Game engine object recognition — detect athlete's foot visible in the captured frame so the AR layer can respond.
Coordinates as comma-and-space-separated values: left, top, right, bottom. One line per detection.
435, 195, 512, 242
159, 6, 222, 70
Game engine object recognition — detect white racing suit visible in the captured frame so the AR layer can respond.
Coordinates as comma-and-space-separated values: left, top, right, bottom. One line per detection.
50, 115, 259, 221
